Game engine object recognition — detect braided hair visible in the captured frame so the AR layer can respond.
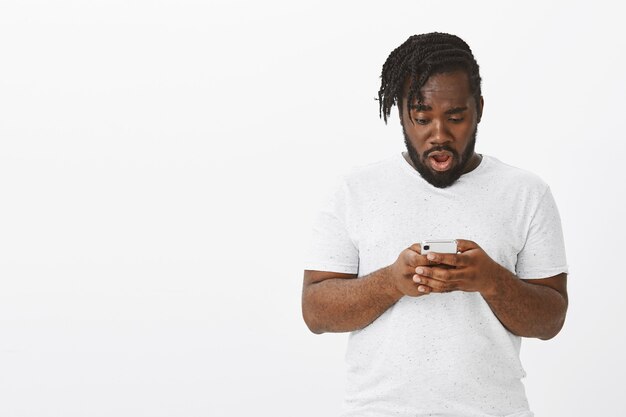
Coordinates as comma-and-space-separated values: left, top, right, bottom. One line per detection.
378, 32, 482, 123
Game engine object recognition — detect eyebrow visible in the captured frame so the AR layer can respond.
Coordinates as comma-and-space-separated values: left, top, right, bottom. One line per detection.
445, 106, 468, 115
408, 104, 468, 115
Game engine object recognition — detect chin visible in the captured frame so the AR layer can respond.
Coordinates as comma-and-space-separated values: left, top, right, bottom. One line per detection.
402, 126, 478, 188
420, 166, 463, 188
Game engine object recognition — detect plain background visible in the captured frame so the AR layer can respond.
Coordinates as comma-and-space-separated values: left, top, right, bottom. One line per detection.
1, 1, 624, 416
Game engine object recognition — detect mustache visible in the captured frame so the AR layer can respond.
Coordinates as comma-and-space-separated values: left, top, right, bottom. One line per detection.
423, 145, 459, 159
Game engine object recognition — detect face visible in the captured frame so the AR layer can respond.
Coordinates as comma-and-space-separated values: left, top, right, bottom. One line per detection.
400, 71, 483, 188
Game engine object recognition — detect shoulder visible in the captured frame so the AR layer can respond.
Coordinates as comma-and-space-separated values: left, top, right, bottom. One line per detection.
325, 154, 403, 210
320, 155, 399, 209
341, 154, 400, 189
482, 155, 549, 195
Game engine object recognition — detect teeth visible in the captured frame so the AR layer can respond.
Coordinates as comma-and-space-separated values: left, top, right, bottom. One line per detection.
429, 154, 452, 171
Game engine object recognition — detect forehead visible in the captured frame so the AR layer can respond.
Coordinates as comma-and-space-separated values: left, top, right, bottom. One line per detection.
406, 71, 473, 105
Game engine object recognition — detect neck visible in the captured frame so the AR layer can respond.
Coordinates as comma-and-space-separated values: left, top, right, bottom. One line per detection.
463, 152, 482, 174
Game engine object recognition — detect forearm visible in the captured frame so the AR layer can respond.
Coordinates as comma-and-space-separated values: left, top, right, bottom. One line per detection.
302, 266, 402, 334
482, 267, 568, 340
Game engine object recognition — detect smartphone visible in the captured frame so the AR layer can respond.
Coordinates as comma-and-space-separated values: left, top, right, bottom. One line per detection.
421, 239, 458, 254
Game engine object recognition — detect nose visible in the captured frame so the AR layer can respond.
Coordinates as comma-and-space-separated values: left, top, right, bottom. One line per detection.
429, 118, 452, 145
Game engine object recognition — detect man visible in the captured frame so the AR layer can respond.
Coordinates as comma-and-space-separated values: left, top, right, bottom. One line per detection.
301, 32, 568, 417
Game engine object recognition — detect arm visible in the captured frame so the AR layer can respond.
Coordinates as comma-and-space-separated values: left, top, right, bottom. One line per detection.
302, 268, 398, 334
302, 244, 433, 334
413, 239, 568, 340
483, 271, 567, 340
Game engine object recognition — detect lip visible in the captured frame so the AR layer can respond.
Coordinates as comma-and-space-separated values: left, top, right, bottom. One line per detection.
427, 150, 453, 158
426, 150, 454, 172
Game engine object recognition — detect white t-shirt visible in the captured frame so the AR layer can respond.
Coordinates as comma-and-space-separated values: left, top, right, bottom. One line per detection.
304, 153, 568, 417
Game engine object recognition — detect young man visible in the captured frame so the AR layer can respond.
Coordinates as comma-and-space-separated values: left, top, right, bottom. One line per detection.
302, 32, 568, 417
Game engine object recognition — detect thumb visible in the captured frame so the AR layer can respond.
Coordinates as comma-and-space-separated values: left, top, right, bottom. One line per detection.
455, 239, 479, 253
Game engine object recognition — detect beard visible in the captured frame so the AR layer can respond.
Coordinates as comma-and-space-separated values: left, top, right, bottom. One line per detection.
403, 126, 478, 188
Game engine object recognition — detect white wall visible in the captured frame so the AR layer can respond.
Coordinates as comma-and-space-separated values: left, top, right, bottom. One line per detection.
0, 1, 624, 416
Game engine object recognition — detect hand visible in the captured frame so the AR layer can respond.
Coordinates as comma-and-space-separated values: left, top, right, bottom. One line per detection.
412, 239, 504, 296
389, 243, 435, 297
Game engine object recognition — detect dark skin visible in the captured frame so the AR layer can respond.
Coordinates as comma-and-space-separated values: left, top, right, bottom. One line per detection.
302, 71, 568, 339
401, 71, 482, 185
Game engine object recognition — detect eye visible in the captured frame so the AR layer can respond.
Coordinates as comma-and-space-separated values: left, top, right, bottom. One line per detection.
448, 117, 464, 123
414, 118, 429, 125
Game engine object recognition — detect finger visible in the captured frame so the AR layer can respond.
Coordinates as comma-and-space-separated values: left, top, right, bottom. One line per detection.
408, 243, 422, 253
413, 274, 451, 292
425, 252, 463, 267
413, 254, 434, 267
455, 239, 479, 253
410, 271, 432, 292
418, 285, 431, 294
415, 266, 456, 281
403, 249, 421, 268
414, 266, 432, 277
414, 280, 432, 294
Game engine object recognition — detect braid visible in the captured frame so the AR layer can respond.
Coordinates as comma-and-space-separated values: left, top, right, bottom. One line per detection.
378, 32, 482, 123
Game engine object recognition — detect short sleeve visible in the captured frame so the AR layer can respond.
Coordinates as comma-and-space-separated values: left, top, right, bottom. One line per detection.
303, 179, 359, 274
516, 187, 569, 279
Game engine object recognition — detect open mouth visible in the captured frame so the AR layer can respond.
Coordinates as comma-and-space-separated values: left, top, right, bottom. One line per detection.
428, 151, 454, 171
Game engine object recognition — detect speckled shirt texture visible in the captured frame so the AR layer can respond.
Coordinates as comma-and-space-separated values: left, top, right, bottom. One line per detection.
305, 153, 568, 417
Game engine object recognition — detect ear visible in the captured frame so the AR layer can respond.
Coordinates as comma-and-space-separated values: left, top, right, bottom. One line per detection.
477, 96, 484, 123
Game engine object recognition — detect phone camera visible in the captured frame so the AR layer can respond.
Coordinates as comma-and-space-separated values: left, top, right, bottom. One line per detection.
423, 245, 430, 251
